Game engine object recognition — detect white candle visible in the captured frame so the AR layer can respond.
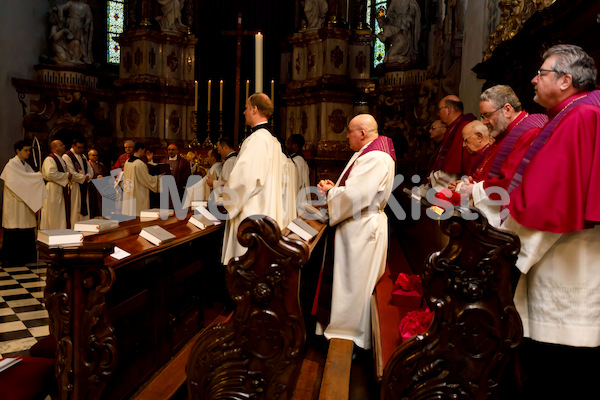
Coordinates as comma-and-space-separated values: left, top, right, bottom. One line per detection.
219, 80, 223, 112
207, 80, 211, 112
255, 33, 263, 93
194, 80, 198, 112
246, 80, 250, 100
271, 80, 275, 103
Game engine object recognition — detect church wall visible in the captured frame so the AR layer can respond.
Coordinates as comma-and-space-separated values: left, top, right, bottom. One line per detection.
458, 0, 486, 116
0, 0, 49, 212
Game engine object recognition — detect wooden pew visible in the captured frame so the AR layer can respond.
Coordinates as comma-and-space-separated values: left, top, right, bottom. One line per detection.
377, 207, 523, 399
39, 211, 224, 400
186, 215, 327, 400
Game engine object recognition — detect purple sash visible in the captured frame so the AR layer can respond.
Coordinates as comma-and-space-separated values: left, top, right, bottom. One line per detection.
487, 113, 548, 179
338, 136, 396, 187
508, 91, 600, 193
66, 150, 90, 216
48, 153, 71, 228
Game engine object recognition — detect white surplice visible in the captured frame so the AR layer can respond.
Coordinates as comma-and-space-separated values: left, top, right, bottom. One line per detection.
213, 155, 237, 189
63, 152, 93, 228
121, 158, 160, 216
221, 128, 288, 264
281, 157, 298, 227
1, 156, 47, 229
40, 155, 71, 230
503, 216, 600, 347
292, 154, 311, 207
184, 161, 223, 205
323, 142, 395, 349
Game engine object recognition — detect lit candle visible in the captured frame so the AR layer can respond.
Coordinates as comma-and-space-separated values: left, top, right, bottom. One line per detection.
194, 80, 198, 112
271, 80, 275, 103
207, 80, 211, 112
255, 33, 263, 93
246, 80, 250, 100
219, 80, 223, 112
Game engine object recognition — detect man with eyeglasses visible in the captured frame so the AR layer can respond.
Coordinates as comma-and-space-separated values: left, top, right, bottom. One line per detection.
428, 95, 476, 190
448, 85, 547, 227
63, 137, 93, 228
502, 44, 600, 398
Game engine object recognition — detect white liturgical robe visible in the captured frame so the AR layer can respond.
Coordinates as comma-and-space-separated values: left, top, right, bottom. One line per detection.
1, 156, 47, 229
122, 158, 160, 216
281, 157, 298, 227
183, 162, 223, 206
63, 151, 93, 228
292, 154, 311, 207
221, 127, 289, 264
40, 155, 71, 230
323, 141, 396, 349
213, 154, 237, 189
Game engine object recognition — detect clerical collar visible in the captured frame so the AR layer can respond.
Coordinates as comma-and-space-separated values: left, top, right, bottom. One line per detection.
250, 122, 269, 133
226, 151, 238, 160
127, 155, 140, 163
169, 156, 178, 161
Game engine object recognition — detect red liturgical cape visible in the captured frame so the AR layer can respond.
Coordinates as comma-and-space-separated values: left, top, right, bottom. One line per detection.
431, 113, 476, 175
508, 91, 600, 233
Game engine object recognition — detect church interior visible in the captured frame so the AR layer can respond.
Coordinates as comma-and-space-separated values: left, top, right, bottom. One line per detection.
1, 0, 600, 399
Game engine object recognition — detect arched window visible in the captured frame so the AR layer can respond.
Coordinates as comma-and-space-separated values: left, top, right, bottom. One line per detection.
367, 0, 387, 69
107, 0, 126, 63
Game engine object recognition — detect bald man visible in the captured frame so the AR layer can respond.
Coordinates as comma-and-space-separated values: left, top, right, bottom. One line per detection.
113, 139, 135, 170
221, 93, 292, 264
316, 113, 396, 350
461, 120, 492, 175
429, 95, 476, 189
40, 139, 72, 229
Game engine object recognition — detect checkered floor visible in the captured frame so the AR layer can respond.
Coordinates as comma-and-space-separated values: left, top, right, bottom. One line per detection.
0, 262, 49, 359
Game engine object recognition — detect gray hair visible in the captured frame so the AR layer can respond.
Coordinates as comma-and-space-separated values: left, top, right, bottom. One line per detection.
480, 85, 522, 112
544, 44, 597, 91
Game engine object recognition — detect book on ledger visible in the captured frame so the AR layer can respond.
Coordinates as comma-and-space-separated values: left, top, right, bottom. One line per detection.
139, 208, 175, 220
37, 229, 84, 246
73, 218, 119, 233
194, 205, 221, 225
287, 218, 319, 242
188, 214, 215, 230
139, 225, 176, 246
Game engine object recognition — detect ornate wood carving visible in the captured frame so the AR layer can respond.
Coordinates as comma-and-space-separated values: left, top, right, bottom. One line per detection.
381, 208, 523, 400
187, 216, 309, 400
331, 45, 344, 68
42, 243, 117, 400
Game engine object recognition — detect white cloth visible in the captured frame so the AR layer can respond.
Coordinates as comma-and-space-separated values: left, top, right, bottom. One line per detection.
281, 157, 299, 227
472, 181, 507, 228
323, 141, 396, 349
221, 128, 288, 264
121, 158, 160, 216
183, 162, 223, 205
292, 154, 311, 207
503, 215, 600, 347
1, 156, 46, 229
213, 155, 237, 190
428, 170, 459, 191
62, 152, 93, 228
40, 155, 70, 230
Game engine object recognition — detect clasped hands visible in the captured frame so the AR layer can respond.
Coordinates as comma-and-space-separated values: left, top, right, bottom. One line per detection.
317, 179, 335, 197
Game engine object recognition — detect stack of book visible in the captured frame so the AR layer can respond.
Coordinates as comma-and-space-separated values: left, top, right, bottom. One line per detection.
139, 209, 175, 220
139, 225, 176, 246
37, 229, 84, 247
73, 218, 119, 233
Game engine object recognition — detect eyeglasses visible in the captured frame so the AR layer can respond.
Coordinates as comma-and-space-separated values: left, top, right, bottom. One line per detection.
480, 105, 504, 121
463, 132, 477, 143
438, 106, 449, 111
537, 68, 558, 76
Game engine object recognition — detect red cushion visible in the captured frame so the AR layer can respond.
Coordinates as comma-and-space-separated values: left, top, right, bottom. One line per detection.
0, 356, 55, 400
29, 336, 57, 359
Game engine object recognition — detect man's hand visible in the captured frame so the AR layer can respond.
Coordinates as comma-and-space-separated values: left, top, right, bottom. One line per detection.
206, 176, 214, 186
447, 180, 460, 191
317, 179, 335, 196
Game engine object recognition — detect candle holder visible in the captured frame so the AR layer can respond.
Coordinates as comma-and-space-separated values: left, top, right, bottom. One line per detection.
202, 110, 213, 148
218, 111, 224, 140
188, 111, 200, 148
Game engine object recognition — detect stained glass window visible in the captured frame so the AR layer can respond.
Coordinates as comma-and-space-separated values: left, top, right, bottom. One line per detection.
107, 1, 125, 63
367, 0, 387, 69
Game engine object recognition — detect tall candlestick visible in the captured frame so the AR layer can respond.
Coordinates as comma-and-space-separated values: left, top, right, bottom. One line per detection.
194, 80, 198, 112
246, 80, 250, 100
219, 80, 223, 112
255, 33, 263, 93
207, 80, 211, 112
271, 80, 275, 103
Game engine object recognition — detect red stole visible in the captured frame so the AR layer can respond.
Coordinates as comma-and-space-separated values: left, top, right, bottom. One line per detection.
338, 136, 396, 187
468, 144, 490, 179
508, 91, 600, 233
48, 153, 71, 228
432, 113, 476, 175
65, 150, 89, 217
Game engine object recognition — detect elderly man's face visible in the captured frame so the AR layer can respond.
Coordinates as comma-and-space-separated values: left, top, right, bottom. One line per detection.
88, 150, 98, 163
531, 55, 564, 109
167, 145, 178, 157
124, 141, 134, 154
462, 128, 484, 154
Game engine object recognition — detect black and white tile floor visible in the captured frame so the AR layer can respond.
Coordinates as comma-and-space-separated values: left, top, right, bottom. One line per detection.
0, 262, 49, 358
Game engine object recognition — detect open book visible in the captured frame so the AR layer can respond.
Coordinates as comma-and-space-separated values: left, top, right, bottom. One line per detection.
139, 225, 176, 246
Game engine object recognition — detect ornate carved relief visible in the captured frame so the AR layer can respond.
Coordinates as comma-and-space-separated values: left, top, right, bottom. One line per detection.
134, 47, 143, 67
329, 109, 347, 134
331, 45, 344, 69
168, 110, 180, 135
381, 208, 523, 399
295, 53, 302, 75
186, 55, 193, 73
301, 110, 308, 134
127, 107, 140, 131
355, 50, 366, 74
307, 50, 315, 71
187, 217, 309, 400
167, 50, 179, 72
149, 47, 156, 69
149, 106, 157, 134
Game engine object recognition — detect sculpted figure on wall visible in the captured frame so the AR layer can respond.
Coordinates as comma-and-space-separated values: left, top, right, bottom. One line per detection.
376, 0, 421, 65
156, 0, 187, 32
49, 0, 93, 65
304, 0, 328, 30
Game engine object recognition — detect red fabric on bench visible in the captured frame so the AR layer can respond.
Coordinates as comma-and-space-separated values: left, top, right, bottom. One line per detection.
0, 356, 55, 400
